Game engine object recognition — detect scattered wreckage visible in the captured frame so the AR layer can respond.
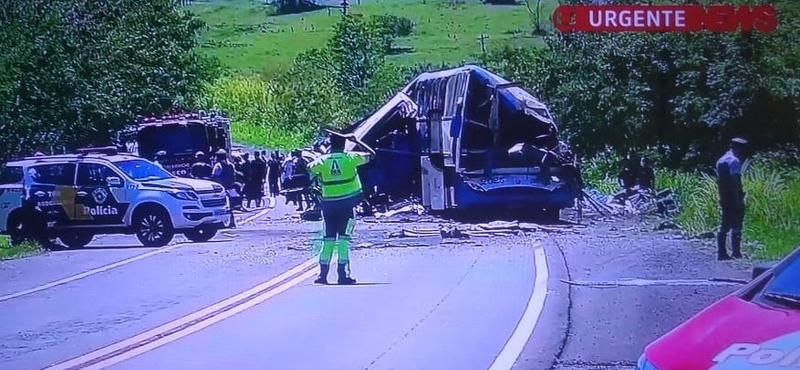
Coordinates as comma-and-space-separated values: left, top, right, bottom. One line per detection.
302, 65, 584, 221
581, 186, 681, 217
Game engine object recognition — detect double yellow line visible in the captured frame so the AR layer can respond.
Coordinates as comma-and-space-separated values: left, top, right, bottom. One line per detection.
42, 257, 319, 370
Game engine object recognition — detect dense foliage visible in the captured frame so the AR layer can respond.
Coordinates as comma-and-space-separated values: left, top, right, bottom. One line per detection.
199, 13, 441, 150
480, 0, 800, 171
0, 0, 219, 160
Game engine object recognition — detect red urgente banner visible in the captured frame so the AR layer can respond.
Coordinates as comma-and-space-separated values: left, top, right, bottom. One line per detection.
552, 4, 777, 32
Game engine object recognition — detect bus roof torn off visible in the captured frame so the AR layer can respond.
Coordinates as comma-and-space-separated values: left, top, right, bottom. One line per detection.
336, 64, 583, 220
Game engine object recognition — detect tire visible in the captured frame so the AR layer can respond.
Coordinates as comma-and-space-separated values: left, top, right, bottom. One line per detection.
184, 225, 218, 243
134, 207, 174, 247
59, 232, 94, 249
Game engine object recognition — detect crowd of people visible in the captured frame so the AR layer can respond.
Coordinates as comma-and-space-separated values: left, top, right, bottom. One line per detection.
187, 148, 314, 212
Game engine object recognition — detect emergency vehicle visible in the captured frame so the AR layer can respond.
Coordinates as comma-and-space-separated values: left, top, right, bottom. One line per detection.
637, 245, 800, 370
0, 147, 232, 248
117, 111, 232, 177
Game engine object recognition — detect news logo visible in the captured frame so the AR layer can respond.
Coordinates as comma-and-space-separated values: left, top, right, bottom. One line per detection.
553, 4, 777, 32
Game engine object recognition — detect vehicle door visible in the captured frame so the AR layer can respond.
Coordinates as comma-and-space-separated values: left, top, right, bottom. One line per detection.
26, 162, 77, 224
443, 71, 470, 170
74, 162, 130, 225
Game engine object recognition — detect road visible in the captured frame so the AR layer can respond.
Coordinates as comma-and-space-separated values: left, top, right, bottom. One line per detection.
0, 199, 751, 370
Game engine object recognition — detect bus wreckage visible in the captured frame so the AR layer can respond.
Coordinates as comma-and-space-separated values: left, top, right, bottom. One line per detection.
318, 65, 583, 220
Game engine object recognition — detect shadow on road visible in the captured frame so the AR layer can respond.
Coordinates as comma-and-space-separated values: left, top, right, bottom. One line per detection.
80, 245, 159, 251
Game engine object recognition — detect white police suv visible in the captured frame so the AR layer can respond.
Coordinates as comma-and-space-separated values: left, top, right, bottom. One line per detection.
0, 147, 232, 248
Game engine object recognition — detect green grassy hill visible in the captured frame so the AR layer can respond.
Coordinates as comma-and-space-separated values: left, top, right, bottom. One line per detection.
189, 0, 554, 76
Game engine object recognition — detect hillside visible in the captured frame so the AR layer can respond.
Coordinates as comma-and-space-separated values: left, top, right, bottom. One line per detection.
189, 0, 554, 76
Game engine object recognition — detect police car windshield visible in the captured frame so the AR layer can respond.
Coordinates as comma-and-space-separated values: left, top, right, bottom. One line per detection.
112, 159, 173, 181
762, 250, 800, 308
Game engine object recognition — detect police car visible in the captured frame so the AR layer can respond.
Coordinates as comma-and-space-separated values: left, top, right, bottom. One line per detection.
636, 245, 800, 370
0, 147, 232, 248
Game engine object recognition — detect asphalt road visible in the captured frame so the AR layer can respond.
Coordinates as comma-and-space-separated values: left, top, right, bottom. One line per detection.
0, 200, 752, 370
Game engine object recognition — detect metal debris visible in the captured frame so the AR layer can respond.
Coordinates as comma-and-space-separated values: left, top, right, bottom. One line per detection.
580, 187, 681, 217
388, 220, 578, 239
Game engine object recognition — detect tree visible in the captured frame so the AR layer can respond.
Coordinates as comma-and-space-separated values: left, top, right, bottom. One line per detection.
480, 0, 800, 170
0, 0, 219, 160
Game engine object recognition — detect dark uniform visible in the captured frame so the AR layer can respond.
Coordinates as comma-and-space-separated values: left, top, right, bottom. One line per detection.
636, 157, 655, 189
191, 151, 213, 180
715, 137, 748, 260
307, 133, 374, 285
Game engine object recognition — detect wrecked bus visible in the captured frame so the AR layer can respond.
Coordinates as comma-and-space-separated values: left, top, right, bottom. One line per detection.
341, 65, 582, 220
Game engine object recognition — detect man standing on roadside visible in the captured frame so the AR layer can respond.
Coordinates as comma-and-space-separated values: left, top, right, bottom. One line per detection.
715, 137, 749, 260
191, 151, 213, 180
211, 149, 238, 228
248, 150, 267, 208
308, 131, 375, 285
267, 152, 281, 198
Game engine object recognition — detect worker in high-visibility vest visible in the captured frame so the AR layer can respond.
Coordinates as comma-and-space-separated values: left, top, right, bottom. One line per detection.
307, 130, 375, 285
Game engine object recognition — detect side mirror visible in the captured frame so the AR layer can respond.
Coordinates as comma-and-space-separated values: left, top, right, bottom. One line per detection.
752, 261, 779, 280
106, 176, 122, 187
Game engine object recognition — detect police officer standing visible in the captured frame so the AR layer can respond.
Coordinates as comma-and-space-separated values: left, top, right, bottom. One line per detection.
191, 151, 213, 180
308, 131, 375, 285
716, 137, 749, 260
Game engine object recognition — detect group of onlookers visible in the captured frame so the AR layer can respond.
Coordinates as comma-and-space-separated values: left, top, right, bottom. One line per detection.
188, 148, 313, 212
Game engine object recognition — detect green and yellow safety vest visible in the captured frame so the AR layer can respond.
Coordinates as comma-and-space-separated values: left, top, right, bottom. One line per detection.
308, 152, 370, 200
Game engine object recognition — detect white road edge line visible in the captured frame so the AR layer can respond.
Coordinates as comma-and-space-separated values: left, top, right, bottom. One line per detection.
487, 247, 549, 370
42, 257, 318, 370
0, 243, 187, 303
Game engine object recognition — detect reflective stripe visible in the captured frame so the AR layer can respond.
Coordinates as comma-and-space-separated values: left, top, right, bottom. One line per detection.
321, 176, 356, 186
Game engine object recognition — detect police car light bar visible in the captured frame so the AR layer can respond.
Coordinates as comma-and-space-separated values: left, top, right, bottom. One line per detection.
76, 146, 118, 155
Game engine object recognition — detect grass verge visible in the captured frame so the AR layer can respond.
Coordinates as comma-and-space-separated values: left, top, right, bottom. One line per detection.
0, 236, 43, 261
583, 155, 800, 261
189, 0, 552, 77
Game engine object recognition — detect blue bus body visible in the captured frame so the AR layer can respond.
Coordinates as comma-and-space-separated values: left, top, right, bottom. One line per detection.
342, 65, 582, 217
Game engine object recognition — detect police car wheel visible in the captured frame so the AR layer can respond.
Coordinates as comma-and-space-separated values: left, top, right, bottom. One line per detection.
59, 232, 94, 249
134, 209, 174, 248
184, 225, 218, 243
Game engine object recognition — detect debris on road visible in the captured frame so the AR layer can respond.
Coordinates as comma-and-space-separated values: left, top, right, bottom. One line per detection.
580, 187, 681, 217
386, 220, 580, 239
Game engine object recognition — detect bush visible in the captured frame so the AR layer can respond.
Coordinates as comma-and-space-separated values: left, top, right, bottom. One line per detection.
372, 15, 415, 38
479, 0, 800, 171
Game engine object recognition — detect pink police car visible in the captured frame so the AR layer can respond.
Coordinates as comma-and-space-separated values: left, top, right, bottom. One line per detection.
637, 246, 800, 370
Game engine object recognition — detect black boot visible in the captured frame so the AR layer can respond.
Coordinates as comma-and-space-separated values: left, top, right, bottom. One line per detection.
717, 231, 731, 260
315, 264, 330, 284
337, 263, 356, 285
731, 231, 743, 259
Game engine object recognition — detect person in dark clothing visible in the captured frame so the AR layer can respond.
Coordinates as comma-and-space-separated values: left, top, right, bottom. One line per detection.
247, 151, 267, 208
291, 150, 310, 211
267, 152, 281, 198
239, 152, 253, 205
190, 151, 213, 180
635, 156, 655, 190
715, 137, 749, 260
617, 153, 639, 190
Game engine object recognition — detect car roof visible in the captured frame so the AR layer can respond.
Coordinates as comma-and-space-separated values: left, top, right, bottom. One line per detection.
5, 153, 142, 167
